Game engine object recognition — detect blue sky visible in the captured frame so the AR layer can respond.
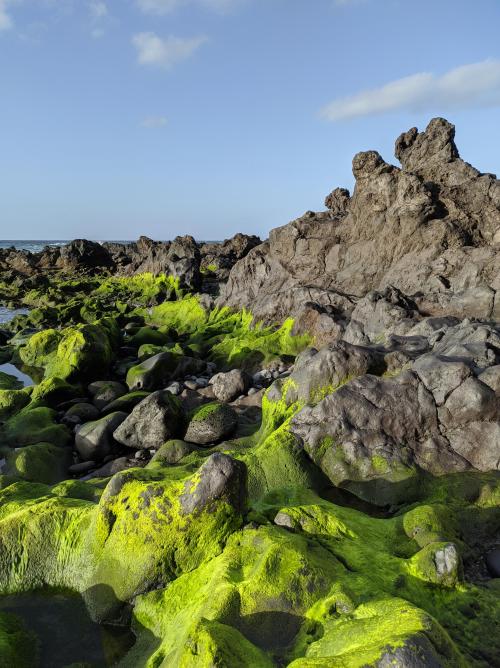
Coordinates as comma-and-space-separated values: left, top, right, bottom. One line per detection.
1, 0, 500, 241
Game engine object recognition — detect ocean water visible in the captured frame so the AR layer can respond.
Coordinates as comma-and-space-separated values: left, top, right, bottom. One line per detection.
0, 240, 133, 253
0, 306, 29, 325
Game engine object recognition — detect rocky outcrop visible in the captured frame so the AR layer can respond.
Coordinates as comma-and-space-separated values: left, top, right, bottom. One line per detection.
220, 118, 500, 331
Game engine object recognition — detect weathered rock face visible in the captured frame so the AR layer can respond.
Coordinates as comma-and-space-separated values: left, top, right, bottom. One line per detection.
200, 233, 261, 280
288, 318, 500, 505
220, 117, 500, 328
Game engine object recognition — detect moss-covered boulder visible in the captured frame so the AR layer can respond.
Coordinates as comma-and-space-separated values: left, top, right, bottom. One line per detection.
184, 402, 238, 445
0, 406, 70, 448
127, 326, 171, 348
126, 351, 206, 391
0, 389, 31, 422
6, 442, 72, 485
19, 323, 114, 382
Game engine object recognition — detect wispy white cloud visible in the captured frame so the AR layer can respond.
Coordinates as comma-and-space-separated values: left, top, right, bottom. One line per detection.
0, 0, 15, 31
89, 1, 109, 39
321, 60, 500, 121
141, 116, 168, 128
136, 0, 244, 15
89, 1, 107, 18
132, 32, 207, 69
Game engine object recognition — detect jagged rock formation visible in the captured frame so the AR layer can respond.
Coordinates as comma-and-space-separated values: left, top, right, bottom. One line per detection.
0, 233, 261, 294
220, 118, 500, 334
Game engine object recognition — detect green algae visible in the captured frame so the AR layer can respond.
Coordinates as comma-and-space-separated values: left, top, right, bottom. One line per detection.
0, 272, 499, 667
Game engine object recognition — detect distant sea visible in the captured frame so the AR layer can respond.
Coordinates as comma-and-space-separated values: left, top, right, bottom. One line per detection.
0, 240, 133, 253
0, 240, 219, 253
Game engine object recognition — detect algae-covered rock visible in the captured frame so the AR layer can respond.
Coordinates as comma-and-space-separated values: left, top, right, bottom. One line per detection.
75, 411, 128, 462
20, 324, 114, 382
84, 457, 245, 621
184, 402, 238, 445
0, 389, 30, 421
291, 371, 468, 505
113, 390, 184, 450
149, 439, 197, 465
126, 351, 206, 391
6, 442, 72, 485
0, 406, 70, 449
127, 326, 171, 348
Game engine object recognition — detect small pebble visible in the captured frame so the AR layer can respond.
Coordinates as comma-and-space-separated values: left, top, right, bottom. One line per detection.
184, 380, 198, 391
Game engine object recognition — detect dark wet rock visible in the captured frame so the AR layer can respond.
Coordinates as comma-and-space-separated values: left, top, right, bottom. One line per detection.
200, 233, 262, 281
88, 381, 128, 410
376, 633, 446, 667
82, 456, 136, 480
211, 369, 251, 403
485, 548, 500, 578
179, 452, 246, 514
55, 239, 115, 272
113, 390, 184, 450
64, 402, 100, 422
100, 390, 150, 416
75, 411, 128, 462
184, 402, 238, 445
68, 460, 97, 475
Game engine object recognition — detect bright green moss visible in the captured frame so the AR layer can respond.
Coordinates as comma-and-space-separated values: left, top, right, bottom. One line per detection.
0, 406, 70, 448
190, 402, 223, 422
20, 323, 113, 382
0, 389, 31, 421
6, 442, 71, 485
147, 295, 208, 332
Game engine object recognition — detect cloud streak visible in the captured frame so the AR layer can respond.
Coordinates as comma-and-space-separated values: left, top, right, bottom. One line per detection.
0, 0, 14, 31
321, 60, 500, 121
137, 0, 244, 15
141, 116, 168, 128
132, 32, 207, 69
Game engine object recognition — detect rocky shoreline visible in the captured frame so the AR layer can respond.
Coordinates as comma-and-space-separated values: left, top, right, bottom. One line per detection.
0, 117, 499, 667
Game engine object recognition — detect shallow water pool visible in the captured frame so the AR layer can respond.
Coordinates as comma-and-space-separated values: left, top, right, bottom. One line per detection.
0, 590, 136, 667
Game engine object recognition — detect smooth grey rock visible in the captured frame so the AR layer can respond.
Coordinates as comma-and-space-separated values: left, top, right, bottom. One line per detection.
211, 369, 251, 403
75, 412, 128, 462
413, 354, 472, 406
113, 390, 184, 450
